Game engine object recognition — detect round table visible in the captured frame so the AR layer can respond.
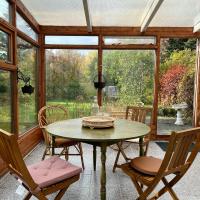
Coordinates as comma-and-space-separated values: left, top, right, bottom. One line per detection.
46, 118, 150, 200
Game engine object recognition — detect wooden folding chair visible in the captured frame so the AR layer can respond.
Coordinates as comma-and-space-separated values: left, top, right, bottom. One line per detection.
112, 106, 152, 172
38, 105, 84, 169
0, 129, 82, 200
121, 127, 200, 200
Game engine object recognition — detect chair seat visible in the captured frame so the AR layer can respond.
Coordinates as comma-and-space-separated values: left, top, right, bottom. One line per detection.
28, 156, 82, 188
130, 156, 162, 175
121, 163, 155, 186
55, 137, 78, 147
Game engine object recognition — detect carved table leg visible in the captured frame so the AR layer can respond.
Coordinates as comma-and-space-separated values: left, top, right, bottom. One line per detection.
51, 135, 55, 155
100, 144, 107, 200
93, 145, 97, 171
139, 137, 144, 156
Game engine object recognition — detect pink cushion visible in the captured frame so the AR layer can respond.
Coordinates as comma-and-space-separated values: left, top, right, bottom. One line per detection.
28, 156, 82, 188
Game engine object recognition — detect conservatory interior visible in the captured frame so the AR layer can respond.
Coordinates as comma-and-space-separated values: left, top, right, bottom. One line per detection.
1, 0, 200, 200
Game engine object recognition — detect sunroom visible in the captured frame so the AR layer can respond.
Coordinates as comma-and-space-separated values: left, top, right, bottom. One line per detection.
0, 0, 200, 199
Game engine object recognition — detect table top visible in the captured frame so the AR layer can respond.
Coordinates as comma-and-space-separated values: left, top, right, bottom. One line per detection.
45, 118, 150, 142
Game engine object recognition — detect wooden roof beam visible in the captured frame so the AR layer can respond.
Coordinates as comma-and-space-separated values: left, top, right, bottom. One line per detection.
140, 0, 164, 32
82, 0, 92, 32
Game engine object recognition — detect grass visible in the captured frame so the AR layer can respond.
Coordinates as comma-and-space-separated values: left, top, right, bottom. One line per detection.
47, 100, 93, 118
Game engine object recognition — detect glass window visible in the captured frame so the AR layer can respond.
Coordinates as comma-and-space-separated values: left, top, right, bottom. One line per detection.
16, 13, 38, 41
45, 36, 98, 45
103, 36, 156, 45
157, 38, 196, 135
103, 50, 155, 122
46, 49, 98, 118
0, 29, 10, 62
0, 0, 10, 23
17, 37, 38, 133
0, 70, 11, 132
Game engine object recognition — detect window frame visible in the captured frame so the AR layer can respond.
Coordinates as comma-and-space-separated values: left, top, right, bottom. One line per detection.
16, 12, 38, 42
0, 0, 12, 24
0, 24, 13, 67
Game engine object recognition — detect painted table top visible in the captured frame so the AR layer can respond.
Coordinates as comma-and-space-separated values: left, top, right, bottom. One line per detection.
45, 118, 150, 142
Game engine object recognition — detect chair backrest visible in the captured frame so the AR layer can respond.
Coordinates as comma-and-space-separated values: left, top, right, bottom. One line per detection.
158, 128, 200, 177
0, 129, 38, 191
125, 106, 152, 124
38, 105, 68, 145
38, 105, 68, 128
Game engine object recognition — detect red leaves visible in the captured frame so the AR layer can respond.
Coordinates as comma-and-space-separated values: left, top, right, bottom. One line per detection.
160, 65, 186, 105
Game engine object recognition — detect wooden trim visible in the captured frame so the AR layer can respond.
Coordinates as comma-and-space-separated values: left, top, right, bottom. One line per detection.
194, 38, 200, 127
16, 0, 40, 33
11, 2, 18, 135
0, 127, 43, 176
0, 62, 16, 71
0, 24, 15, 66
140, 0, 164, 32
11, 71, 18, 134
97, 35, 103, 107
0, 18, 15, 32
155, 134, 170, 141
44, 44, 98, 49
18, 127, 42, 154
82, 0, 92, 32
40, 26, 200, 37
44, 44, 157, 51
151, 36, 160, 139
38, 34, 46, 109
17, 29, 40, 47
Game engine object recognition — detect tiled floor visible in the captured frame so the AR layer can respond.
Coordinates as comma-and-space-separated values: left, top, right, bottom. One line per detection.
0, 141, 200, 200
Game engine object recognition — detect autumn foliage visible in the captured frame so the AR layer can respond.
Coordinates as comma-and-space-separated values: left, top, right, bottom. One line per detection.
160, 65, 186, 105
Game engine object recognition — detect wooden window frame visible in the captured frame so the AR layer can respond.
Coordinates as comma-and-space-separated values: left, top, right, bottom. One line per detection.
0, 25, 14, 69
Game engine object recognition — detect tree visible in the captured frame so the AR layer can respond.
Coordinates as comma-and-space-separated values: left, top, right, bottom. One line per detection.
103, 50, 155, 105
161, 38, 196, 62
178, 70, 195, 118
160, 65, 186, 105
46, 49, 96, 101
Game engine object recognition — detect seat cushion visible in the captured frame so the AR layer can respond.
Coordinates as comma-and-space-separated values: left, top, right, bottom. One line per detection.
28, 156, 82, 188
55, 137, 78, 147
130, 156, 162, 175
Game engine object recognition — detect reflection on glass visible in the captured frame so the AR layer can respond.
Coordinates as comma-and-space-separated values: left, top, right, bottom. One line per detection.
46, 49, 98, 118
17, 37, 38, 133
45, 36, 98, 45
0, 70, 11, 132
0, 0, 10, 22
104, 36, 156, 45
16, 13, 38, 41
0, 29, 10, 62
103, 50, 155, 122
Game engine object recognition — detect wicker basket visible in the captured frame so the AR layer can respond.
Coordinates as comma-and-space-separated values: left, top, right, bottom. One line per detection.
82, 116, 115, 129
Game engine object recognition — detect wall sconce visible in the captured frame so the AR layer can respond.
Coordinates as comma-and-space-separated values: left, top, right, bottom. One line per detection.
17, 69, 34, 95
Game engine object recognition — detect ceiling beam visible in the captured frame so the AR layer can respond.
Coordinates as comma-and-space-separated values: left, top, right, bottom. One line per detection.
140, 0, 164, 32
82, 0, 92, 32
194, 22, 200, 33
193, 15, 200, 33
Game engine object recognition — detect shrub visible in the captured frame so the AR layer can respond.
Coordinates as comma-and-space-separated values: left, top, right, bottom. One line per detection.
160, 65, 186, 105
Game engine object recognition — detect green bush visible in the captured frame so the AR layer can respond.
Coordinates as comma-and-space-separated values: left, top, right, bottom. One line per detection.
158, 107, 176, 117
